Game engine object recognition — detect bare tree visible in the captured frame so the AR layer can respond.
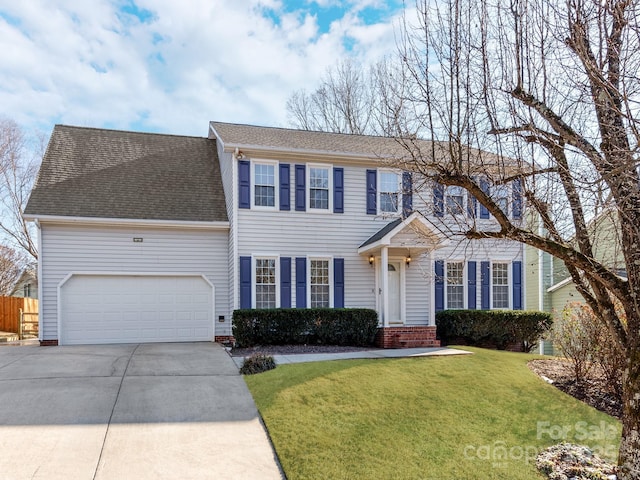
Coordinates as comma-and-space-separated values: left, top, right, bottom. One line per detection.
0, 245, 26, 296
387, 0, 640, 476
0, 118, 40, 260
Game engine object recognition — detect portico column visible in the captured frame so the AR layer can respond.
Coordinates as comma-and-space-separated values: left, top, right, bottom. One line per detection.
381, 246, 389, 327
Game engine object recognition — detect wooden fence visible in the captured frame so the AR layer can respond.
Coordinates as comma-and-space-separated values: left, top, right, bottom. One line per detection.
0, 297, 38, 338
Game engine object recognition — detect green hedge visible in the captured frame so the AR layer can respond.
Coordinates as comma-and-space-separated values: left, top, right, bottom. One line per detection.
232, 308, 379, 347
436, 310, 553, 352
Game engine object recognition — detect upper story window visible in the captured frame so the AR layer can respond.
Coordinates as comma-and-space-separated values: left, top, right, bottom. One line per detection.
492, 262, 509, 309
446, 262, 464, 309
310, 259, 330, 307
309, 166, 330, 210
253, 162, 276, 208
255, 258, 277, 308
379, 171, 400, 214
445, 186, 465, 216
492, 185, 510, 217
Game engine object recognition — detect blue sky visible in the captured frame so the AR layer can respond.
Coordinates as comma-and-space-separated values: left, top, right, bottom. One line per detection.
0, 0, 405, 138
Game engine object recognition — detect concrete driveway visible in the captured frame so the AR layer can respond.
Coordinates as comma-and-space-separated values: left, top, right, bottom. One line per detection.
0, 342, 283, 480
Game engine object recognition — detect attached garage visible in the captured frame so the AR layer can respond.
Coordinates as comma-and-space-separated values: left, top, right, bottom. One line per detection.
59, 274, 214, 345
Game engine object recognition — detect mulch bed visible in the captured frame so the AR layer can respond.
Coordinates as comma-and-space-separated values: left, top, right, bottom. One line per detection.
528, 359, 622, 419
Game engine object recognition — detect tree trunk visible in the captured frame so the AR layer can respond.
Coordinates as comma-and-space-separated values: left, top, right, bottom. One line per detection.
618, 348, 640, 479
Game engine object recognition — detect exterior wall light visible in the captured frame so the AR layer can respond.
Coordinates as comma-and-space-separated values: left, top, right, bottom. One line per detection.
405, 254, 412, 267
369, 255, 375, 266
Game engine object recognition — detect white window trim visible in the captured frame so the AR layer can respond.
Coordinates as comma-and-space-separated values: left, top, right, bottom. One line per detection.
307, 256, 333, 308
306, 163, 333, 213
252, 255, 280, 309
251, 159, 279, 210
490, 261, 511, 310
378, 169, 402, 216
445, 260, 466, 310
445, 186, 466, 217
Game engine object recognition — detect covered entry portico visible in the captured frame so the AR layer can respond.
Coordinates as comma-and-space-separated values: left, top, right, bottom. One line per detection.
359, 212, 446, 348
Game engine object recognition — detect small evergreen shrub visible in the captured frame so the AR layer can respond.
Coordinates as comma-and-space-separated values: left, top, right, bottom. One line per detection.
232, 308, 379, 347
239, 354, 276, 375
436, 309, 553, 351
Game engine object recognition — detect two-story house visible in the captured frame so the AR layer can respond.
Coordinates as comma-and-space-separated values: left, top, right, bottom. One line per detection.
24, 122, 524, 347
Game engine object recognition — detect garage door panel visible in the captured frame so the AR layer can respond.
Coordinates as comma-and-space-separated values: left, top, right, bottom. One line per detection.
60, 275, 213, 345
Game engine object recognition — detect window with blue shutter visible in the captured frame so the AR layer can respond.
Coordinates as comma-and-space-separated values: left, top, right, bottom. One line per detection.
433, 182, 444, 217
512, 179, 523, 220
333, 168, 344, 213
281, 257, 291, 308
238, 161, 251, 209
467, 261, 477, 309
334, 258, 344, 308
467, 181, 478, 218
512, 261, 523, 310
295, 257, 307, 308
239, 256, 252, 308
434, 260, 444, 312
481, 261, 490, 309
366, 169, 377, 214
402, 171, 413, 217
279, 164, 290, 211
295, 165, 306, 211
479, 178, 490, 219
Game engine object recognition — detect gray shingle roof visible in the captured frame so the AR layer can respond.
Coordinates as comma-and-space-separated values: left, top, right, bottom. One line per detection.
25, 125, 227, 222
210, 121, 417, 158
359, 218, 404, 249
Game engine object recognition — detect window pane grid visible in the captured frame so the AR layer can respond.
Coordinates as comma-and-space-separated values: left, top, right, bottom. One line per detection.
492, 263, 509, 308
310, 168, 329, 209
256, 259, 276, 309
254, 164, 275, 207
380, 172, 399, 213
446, 262, 464, 309
310, 260, 330, 307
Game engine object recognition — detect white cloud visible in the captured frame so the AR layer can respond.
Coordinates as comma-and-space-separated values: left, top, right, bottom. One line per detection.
0, 0, 402, 136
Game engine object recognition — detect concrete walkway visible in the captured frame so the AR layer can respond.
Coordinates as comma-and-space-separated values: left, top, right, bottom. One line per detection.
0, 342, 283, 480
231, 346, 472, 368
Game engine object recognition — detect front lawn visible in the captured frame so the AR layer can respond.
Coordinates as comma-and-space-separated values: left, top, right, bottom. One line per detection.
245, 348, 621, 480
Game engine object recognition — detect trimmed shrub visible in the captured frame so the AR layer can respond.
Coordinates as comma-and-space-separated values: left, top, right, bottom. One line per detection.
232, 308, 379, 348
436, 309, 553, 352
239, 354, 276, 375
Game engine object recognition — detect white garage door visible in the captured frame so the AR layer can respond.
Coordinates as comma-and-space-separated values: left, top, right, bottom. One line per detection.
60, 275, 214, 345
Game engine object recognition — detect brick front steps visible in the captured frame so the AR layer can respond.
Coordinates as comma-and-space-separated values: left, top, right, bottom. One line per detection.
375, 326, 440, 349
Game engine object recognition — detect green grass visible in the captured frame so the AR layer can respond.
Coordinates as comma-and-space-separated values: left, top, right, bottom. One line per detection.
245, 348, 621, 480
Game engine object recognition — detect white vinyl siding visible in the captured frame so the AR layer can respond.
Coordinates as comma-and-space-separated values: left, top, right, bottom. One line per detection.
39, 224, 230, 341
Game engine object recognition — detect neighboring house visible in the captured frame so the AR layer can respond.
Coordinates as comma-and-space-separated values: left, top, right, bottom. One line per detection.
524, 209, 623, 354
10, 266, 38, 299
24, 122, 525, 347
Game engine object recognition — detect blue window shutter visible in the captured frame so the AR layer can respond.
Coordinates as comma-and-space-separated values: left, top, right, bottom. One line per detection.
512, 179, 523, 220
279, 164, 290, 211
366, 169, 377, 215
238, 160, 250, 209
334, 168, 344, 213
334, 258, 345, 308
295, 257, 307, 308
479, 178, 490, 219
239, 256, 252, 309
433, 182, 444, 217
402, 172, 413, 218
513, 261, 523, 310
280, 257, 291, 308
481, 261, 490, 309
295, 165, 306, 211
467, 261, 477, 309
434, 260, 444, 312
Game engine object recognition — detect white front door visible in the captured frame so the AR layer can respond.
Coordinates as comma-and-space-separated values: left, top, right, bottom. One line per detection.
387, 262, 402, 324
